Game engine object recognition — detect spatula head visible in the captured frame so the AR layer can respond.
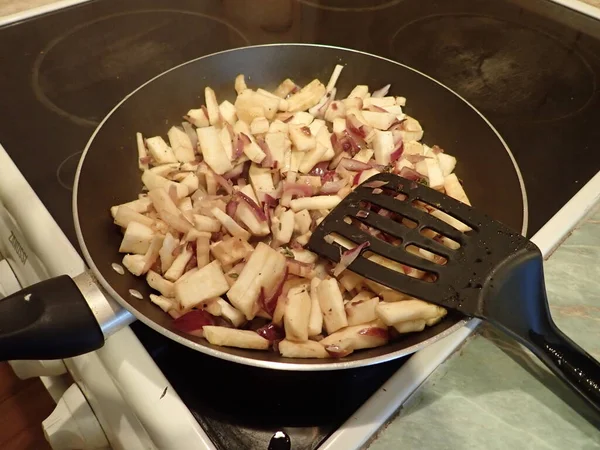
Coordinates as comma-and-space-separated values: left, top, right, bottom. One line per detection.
307, 173, 532, 318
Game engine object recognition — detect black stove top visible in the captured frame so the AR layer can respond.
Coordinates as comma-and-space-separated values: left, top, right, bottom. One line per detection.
2, 0, 600, 449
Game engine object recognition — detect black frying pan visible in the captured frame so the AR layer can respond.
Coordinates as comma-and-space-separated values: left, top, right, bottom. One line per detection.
0, 44, 527, 369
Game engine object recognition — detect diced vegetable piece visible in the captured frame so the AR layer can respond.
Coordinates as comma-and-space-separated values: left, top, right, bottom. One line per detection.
338, 271, 363, 291
308, 277, 323, 336
284, 284, 311, 342
136, 132, 149, 170
164, 245, 193, 282
186, 108, 209, 127
193, 214, 221, 233
210, 236, 253, 266
375, 299, 446, 326
324, 101, 346, 122
249, 164, 275, 201
437, 152, 457, 177
399, 116, 423, 141
269, 120, 288, 133
317, 278, 348, 334
204, 87, 220, 126
181, 173, 199, 192
219, 100, 237, 125
167, 126, 195, 163
110, 197, 152, 219
289, 112, 314, 125
290, 195, 341, 212
219, 127, 233, 161
274, 78, 297, 98
279, 339, 328, 358
299, 142, 328, 174
264, 132, 290, 169
320, 320, 388, 353
372, 130, 395, 165
357, 168, 380, 185
145, 136, 177, 164
142, 171, 189, 199
122, 254, 146, 276
250, 117, 270, 135
235, 185, 270, 236
147, 270, 175, 298
235, 89, 280, 123
287, 79, 326, 112
361, 111, 397, 130
114, 205, 155, 228
122, 234, 163, 277
197, 126, 233, 175
211, 207, 251, 240
353, 149, 374, 164
272, 209, 295, 245
293, 210, 312, 235
348, 85, 369, 99
227, 242, 287, 320
214, 298, 246, 328
203, 326, 269, 350
196, 235, 211, 269
393, 319, 426, 333
289, 124, 316, 152
175, 260, 229, 309
345, 296, 379, 326
119, 221, 154, 254
149, 294, 176, 313
158, 233, 179, 273
235, 74, 247, 94
257, 89, 288, 111
444, 173, 470, 205
364, 96, 396, 107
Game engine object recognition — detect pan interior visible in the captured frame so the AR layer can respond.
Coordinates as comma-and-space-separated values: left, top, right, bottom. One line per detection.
74, 44, 526, 370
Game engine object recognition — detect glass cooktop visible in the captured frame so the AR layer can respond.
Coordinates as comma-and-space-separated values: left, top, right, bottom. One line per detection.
1, 0, 600, 448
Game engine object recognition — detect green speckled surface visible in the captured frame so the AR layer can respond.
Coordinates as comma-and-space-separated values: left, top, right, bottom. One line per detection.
368, 206, 600, 449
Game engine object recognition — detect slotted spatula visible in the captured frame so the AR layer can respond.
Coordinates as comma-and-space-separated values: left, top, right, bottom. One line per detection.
308, 172, 600, 413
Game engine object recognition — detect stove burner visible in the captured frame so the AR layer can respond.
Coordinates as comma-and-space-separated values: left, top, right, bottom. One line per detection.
297, 0, 403, 12
32, 9, 250, 127
56, 151, 83, 191
390, 14, 595, 121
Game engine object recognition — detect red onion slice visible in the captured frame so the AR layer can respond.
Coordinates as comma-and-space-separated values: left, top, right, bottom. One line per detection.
333, 241, 371, 277
320, 179, 348, 194
256, 323, 285, 342
226, 199, 238, 217
172, 309, 216, 334
363, 180, 389, 188
236, 191, 267, 222
213, 172, 234, 194
283, 181, 313, 198
257, 136, 275, 168
346, 114, 368, 139
325, 344, 352, 358
223, 163, 245, 180
260, 267, 289, 315
366, 105, 388, 113
399, 166, 427, 182
358, 327, 389, 339
286, 259, 314, 277
390, 141, 404, 163
338, 157, 371, 172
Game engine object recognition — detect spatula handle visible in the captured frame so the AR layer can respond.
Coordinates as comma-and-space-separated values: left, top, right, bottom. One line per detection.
526, 323, 600, 413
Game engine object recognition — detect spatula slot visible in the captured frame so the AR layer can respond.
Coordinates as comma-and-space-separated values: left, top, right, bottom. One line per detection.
405, 244, 448, 265
362, 250, 437, 283
410, 199, 472, 234
420, 227, 462, 250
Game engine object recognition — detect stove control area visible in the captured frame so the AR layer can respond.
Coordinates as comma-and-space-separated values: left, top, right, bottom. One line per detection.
42, 383, 110, 450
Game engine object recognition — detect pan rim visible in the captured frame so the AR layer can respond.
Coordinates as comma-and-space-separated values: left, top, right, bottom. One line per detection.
73, 43, 528, 371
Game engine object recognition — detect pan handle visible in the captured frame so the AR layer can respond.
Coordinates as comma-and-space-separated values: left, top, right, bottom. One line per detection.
0, 275, 104, 361
526, 322, 600, 413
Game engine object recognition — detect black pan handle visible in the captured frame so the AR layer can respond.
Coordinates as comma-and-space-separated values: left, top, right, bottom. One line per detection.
484, 247, 600, 414
0, 275, 104, 361
527, 323, 600, 410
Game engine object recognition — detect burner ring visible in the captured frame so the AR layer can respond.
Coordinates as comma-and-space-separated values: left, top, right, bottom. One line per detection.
296, 0, 403, 12
32, 9, 250, 127
389, 13, 596, 122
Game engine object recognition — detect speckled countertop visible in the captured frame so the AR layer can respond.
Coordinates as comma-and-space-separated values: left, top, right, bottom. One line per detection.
368, 205, 600, 450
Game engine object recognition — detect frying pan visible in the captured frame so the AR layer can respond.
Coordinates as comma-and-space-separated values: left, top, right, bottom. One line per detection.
0, 44, 527, 370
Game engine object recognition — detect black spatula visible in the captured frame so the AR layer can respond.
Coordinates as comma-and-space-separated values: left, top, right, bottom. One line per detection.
308, 172, 600, 413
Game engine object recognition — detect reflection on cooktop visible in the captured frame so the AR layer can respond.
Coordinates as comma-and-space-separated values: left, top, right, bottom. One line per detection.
32, 9, 250, 127
56, 151, 82, 191
390, 14, 596, 121
297, 0, 403, 11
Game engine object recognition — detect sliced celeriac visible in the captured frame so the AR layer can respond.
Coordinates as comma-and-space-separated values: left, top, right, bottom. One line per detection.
175, 260, 229, 309
203, 326, 269, 350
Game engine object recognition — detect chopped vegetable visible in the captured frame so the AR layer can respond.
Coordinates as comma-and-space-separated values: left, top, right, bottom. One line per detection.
111, 68, 468, 358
